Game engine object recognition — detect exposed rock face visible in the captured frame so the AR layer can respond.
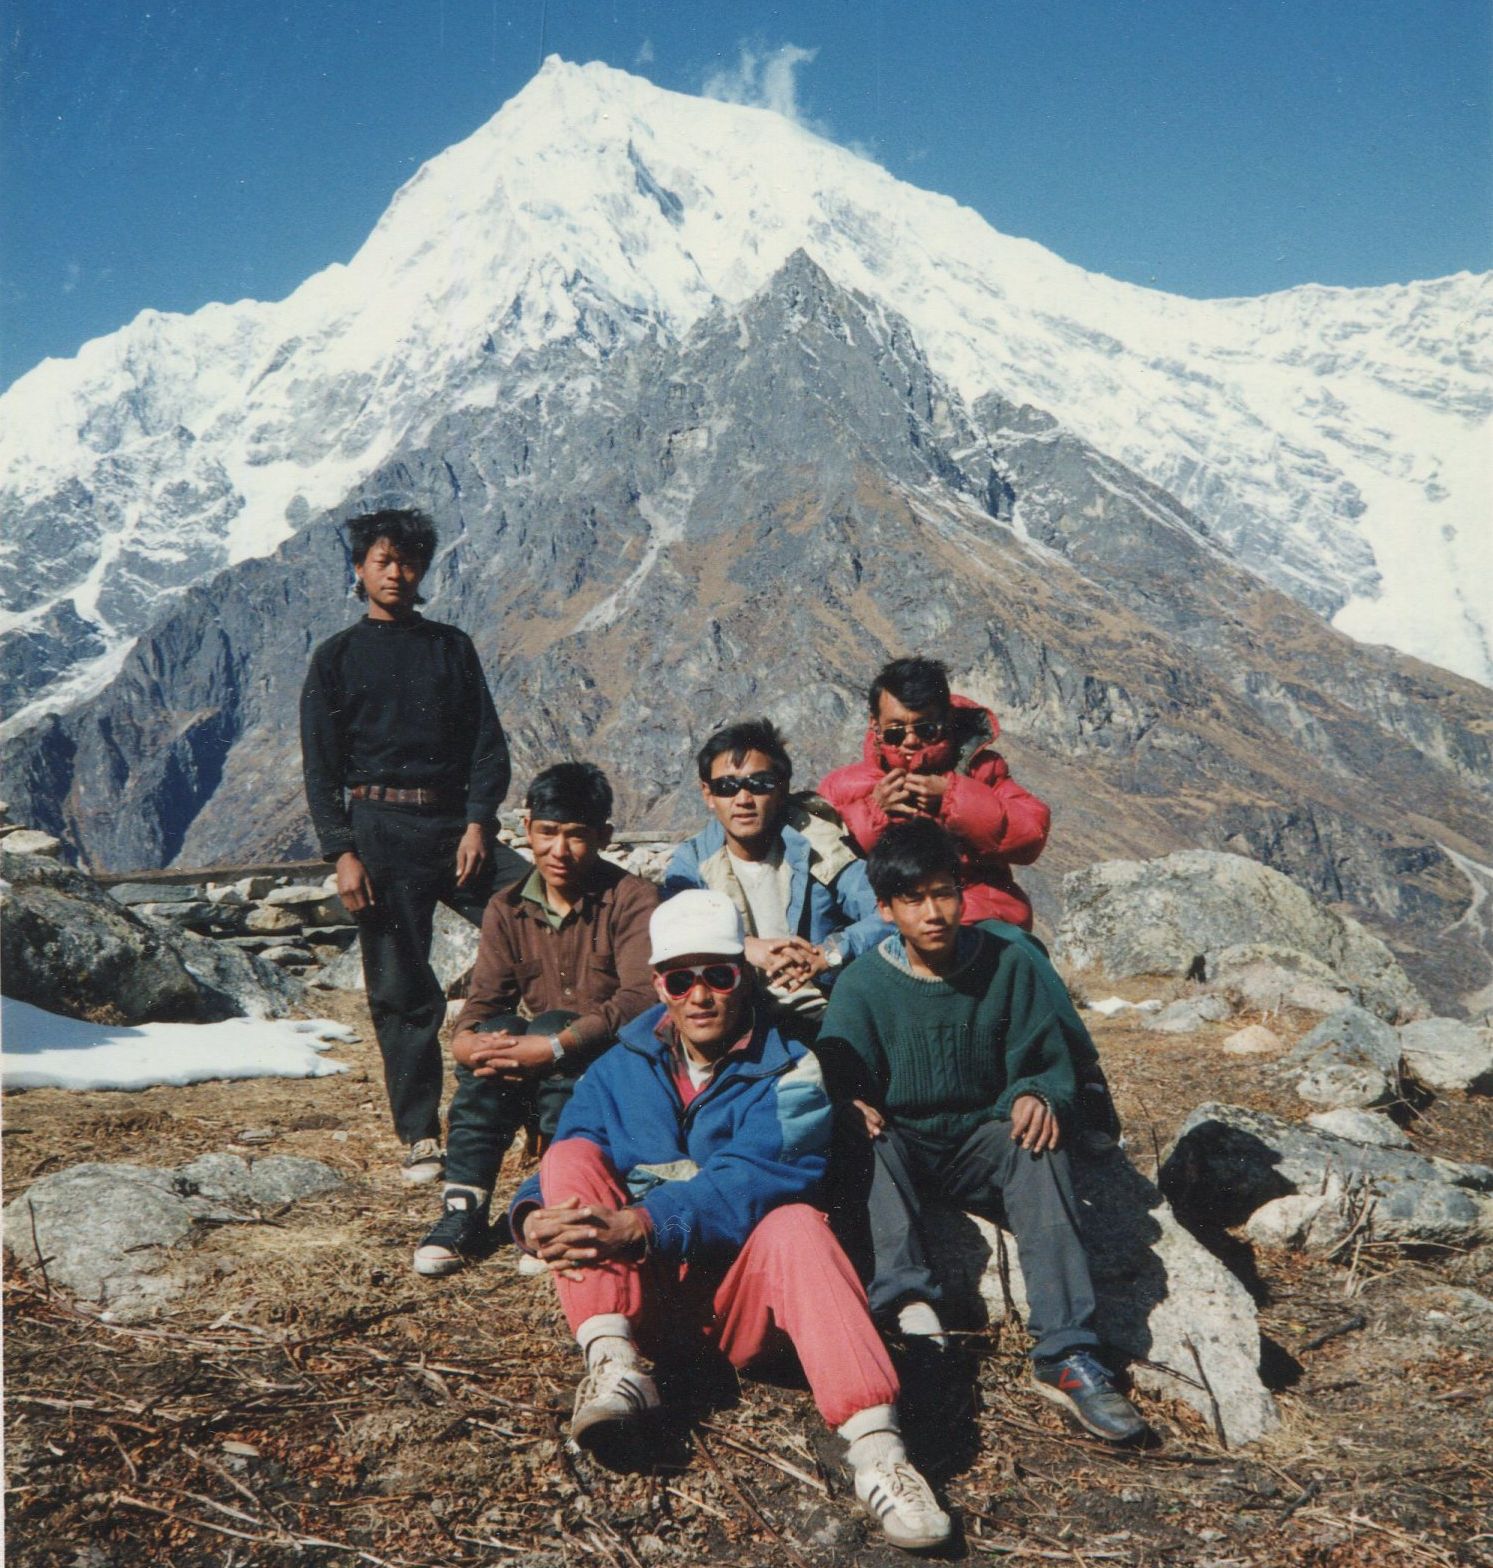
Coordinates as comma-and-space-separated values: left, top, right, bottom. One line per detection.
0, 849, 301, 1023
311, 902, 480, 995
1159, 1103, 1493, 1253
2, 1157, 344, 1321
1, 850, 203, 1023
2, 255, 1489, 1015
1055, 851, 1427, 1022
1306, 1109, 1411, 1148
923, 1150, 1278, 1445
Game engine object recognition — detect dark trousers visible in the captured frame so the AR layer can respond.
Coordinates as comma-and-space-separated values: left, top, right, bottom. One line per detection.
351, 800, 528, 1145
445, 1011, 584, 1190
865, 1119, 1100, 1363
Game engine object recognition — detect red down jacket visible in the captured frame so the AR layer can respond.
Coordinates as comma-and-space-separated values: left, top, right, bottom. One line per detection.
818, 695, 1050, 929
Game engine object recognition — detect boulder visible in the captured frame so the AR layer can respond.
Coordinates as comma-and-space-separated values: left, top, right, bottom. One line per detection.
1, 851, 203, 1022
1056, 851, 1426, 1022
1288, 1006, 1403, 1111
132, 900, 216, 928
1147, 994, 1232, 1033
1222, 1025, 1285, 1056
263, 883, 335, 907
3, 830, 63, 857
245, 904, 302, 935
1160, 1103, 1493, 1253
260, 944, 315, 967
3, 1156, 344, 1320
1208, 946, 1356, 1016
159, 924, 305, 1019
1398, 1018, 1493, 1094
923, 1150, 1277, 1445
1306, 1108, 1411, 1148
311, 902, 479, 993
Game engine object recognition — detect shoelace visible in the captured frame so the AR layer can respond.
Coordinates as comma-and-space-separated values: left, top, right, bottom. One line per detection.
880, 1462, 941, 1512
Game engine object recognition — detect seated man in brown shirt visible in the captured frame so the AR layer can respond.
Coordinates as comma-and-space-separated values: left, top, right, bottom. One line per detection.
413, 762, 660, 1276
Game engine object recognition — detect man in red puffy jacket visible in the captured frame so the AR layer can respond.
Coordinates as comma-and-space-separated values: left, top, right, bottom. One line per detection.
819, 657, 1049, 929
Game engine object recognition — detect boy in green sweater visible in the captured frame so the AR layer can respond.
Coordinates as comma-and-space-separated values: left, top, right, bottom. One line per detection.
818, 819, 1144, 1443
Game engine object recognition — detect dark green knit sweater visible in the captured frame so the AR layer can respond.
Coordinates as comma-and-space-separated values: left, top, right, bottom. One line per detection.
817, 921, 1099, 1146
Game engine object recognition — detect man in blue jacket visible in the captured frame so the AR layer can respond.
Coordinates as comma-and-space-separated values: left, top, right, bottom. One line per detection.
509, 890, 951, 1554
663, 719, 889, 1033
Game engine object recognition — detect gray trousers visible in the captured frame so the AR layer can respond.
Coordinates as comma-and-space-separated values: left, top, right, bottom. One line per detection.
866, 1119, 1099, 1362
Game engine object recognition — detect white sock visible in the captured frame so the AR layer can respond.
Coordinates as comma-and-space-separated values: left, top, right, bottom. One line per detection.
838, 1404, 907, 1471
442, 1182, 489, 1206
897, 1300, 946, 1341
576, 1314, 640, 1370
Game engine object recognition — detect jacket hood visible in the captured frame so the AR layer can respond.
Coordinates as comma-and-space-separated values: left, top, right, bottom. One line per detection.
860, 693, 1001, 774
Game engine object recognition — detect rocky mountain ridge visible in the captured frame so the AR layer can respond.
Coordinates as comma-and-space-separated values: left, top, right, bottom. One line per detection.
2, 254, 1489, 1015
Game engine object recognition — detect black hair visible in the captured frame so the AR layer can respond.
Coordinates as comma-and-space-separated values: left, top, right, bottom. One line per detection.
695, 718, 792, 785
866, 819, 964, 902
526, 762, 613, 830
347, 509, 438, 600
868, 656, 952, 717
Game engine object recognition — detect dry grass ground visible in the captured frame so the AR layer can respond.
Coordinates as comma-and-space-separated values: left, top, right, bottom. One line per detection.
4, 978, 1491, 1567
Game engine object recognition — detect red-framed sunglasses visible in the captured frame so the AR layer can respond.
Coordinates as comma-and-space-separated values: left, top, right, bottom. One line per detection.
657, 962, 744, 999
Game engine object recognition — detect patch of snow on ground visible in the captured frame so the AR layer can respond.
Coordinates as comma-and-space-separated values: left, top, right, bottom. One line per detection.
1086, 996, 1164, 1017
0, 998, 353, 1092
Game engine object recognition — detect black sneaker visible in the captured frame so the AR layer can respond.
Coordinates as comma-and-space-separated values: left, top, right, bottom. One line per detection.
412, 1188, 489, 1277
1032, 1351, 1146, 1443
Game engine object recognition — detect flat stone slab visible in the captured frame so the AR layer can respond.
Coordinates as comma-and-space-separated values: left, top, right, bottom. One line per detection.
1399, 1018, 1493, 1094
3, 1156, 346, 1320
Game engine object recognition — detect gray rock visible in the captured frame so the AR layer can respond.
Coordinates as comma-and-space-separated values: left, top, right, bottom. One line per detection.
1294, 1006, 1403, 1070
1147, 994, 1233, 1033
259, 944, 314, 966
132, 899, 215, 927
4, 1156, 344, 1320
245, 904, 302, 935
1161, 1102, 1493, 1252
1056, 851, 1427, 1022
162, 924, 304, 1019
1398, 1017, 1493, 1094
924, 1151, 1277, 1444
262, 883, 335, 907
1211, 951, 1354, 1017
4, 829, 62, 856
1, 850, 203, 1023
232, 876, 278, 901
1294, 1058, 1396, 1111
1306, 1108, 1411, 1148
107, 882, 201, 906
311, 901, 477, 994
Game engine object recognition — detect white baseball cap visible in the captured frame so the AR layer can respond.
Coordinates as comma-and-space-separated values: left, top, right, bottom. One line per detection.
648, 889, 746, 966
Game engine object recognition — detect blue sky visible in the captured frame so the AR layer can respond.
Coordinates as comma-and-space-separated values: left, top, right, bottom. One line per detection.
3, 0, 1489, 386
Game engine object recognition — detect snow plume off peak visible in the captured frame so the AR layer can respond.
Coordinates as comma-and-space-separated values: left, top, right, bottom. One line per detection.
0, 54, 1489, 725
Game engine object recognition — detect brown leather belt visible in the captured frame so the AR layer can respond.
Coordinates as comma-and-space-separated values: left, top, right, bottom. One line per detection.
349, 784, 464, 810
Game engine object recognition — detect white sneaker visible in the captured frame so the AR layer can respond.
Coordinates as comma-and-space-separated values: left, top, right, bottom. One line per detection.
400, 1138, 445, 1184
570, 1355, 660, 1453
854, 1457, 952, 1552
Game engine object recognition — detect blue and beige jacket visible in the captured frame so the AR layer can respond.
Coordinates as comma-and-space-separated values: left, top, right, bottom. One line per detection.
509, 1004, 832, 1265
662, 796, 891, 964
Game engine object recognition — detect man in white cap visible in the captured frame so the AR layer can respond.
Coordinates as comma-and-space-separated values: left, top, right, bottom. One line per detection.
508, 889, 952, 1553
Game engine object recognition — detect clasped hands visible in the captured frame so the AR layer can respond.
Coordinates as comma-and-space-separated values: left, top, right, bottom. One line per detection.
743, 933, 829, 991
872, 767, 949, 819
518, 1198, 647, 1281
451, 1028, 558, 1081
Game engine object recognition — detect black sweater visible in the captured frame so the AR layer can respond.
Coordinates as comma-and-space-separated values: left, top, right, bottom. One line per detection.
299, 615, 510, 860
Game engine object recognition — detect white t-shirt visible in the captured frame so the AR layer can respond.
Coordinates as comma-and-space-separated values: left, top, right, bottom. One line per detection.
729, 849, 825, 1016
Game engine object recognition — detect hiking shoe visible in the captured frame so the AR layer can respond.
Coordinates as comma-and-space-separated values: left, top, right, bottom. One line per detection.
570, 1355, 660, 1455
412, 1189, 489, 1276
854, 1457, 952, 1551
1032, 1351, 1146, 1443
401, 1138, 445, 1184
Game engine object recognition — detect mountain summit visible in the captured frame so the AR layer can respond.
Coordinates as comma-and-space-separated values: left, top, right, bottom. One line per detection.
2, 55, 1489, 729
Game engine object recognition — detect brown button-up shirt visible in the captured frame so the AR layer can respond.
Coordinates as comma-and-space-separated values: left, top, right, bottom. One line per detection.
454, 860, 661, 1058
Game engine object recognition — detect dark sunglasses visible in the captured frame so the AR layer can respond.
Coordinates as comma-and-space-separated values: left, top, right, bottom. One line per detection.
658, 962, 743, 998
706, 771, 782, 798
879, 720, 945, 748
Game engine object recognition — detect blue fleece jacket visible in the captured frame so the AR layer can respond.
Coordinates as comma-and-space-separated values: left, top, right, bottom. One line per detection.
510, 1004, 832, 1265
663, 817, 890, 962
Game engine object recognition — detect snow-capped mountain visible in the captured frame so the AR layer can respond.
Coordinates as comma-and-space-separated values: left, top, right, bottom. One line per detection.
2, 55, 1489, 734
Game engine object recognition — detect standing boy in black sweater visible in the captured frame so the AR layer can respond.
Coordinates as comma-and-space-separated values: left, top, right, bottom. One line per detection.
300, 509, 527, 1183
